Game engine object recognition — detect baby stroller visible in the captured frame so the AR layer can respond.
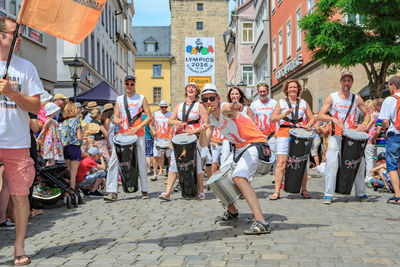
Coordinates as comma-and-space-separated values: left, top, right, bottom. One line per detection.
32, 154, 84, 209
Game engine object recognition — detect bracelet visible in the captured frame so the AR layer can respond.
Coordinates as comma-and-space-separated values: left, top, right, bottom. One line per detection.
362, 121, 368, 125
282, 112, 287, 117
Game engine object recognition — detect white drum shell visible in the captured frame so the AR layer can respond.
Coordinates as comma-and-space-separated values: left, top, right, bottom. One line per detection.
207, 164, 241, 206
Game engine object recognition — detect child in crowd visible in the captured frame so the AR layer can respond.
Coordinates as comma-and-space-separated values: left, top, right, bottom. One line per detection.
76, 147, 106, 197
37, 103, 64, 165
369, 152, 393, 193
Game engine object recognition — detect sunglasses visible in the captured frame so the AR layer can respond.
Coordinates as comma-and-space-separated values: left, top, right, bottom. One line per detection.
125, 82, 135, 86
160, 106, 168, 108
202, 96, 216, 103
257, 83, 268, 87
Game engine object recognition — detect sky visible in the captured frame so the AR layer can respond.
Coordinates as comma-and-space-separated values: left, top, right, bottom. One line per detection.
132, 0, 236, 26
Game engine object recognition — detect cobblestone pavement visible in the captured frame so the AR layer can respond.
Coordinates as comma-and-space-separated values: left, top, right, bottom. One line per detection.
1, 170, 400, 266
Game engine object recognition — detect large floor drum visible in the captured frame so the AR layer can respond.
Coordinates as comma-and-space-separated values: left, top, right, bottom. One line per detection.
172, 133, 198, 198
284, 128, 315, 193
207, 163, 241, 206
335, 129, 369, 194
113, 134, 139, 193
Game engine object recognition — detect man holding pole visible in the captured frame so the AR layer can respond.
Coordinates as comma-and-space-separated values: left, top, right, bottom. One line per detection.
0, 17, 43, 266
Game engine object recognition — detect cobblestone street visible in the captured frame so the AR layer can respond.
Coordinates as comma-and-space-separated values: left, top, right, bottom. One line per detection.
1, 170, 400, 266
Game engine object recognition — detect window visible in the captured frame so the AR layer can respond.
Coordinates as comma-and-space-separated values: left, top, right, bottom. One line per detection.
105, 4, 108, 31
242, 65, 254, 86
271, 0, 275, 13
102, 48, 105, 76
153, 87, 162, 104
106, 54, 109, 80
278, 30, 283, 65
145, 43, 156, 52
196, 22, 203, 30
101, 7, 104, 24
0, 0, 5, 9
96, 42, 100, 70
84, 37, 89, 61
307, 0, 314, 13
272, 38, 277, 71
153, 64, 162, 77
286, 20, 292, 59
242, 22, 254, 43
91, 34, 95, 66
296, 8, 302, 50
347, 14, 364, 25
9, 0, 16, 15
197, 3, 203, 11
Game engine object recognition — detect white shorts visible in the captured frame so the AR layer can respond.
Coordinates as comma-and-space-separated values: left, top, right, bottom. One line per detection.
276, 137, 289, 155
311, 137, 321, 157
153, 138, 171, 158
169, 140, 202, 174
220, 145, 260, 181
205, 146, 212, 165
211, 144, 221, 163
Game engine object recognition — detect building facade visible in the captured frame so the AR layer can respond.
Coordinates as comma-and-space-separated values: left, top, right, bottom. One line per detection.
170, 0, 229, 107
224, 0, 255, 99
54, 0, 136, 98
270, 0, 372, 111
133, 26, 172, 112
1, 0, 57, 92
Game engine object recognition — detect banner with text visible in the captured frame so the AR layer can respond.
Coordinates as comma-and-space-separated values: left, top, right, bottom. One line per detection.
185, 37, 215, 89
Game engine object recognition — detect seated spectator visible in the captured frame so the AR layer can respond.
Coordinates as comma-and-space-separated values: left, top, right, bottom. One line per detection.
76, 147, 106, 197
81, 123, 100, 159
369, 152, 393, 193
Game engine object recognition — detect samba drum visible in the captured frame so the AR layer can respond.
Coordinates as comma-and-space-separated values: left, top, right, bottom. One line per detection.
156, 140, 169, 151
284, 128, 315, 193
256, 151, 277, 175
207, 163, 241, 207
335, 129, 369, 194
172, 133, 198, 198
113, 134, 139, 193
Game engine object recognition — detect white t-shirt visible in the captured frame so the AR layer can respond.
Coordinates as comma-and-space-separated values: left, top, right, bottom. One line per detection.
0, 56, 44, 148
378, 93, 400, 135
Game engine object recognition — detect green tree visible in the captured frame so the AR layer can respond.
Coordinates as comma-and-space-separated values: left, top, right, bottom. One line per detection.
300, 0, 400, 98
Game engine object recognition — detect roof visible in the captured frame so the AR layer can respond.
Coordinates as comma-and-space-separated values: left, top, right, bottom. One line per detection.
132, 26, 171, 57
76, 81, 119, 104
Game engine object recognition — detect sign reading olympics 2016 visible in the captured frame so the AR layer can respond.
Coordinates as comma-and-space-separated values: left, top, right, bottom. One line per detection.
185, 37, 215, 88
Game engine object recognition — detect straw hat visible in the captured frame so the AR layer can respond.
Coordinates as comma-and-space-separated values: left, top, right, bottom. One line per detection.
86, 101, 98, 110
53, 93, 69, 101
85, 123, 100, 135
103, 103, 114, 111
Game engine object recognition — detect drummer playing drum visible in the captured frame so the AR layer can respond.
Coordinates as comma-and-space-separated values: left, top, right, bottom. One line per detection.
318, 71, 370, 204
158, 82, 208, 201
200, 83, 271, 235
270, 79, 315, 200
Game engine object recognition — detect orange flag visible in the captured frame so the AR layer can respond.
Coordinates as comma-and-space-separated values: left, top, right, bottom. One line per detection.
17, 0, 106, 44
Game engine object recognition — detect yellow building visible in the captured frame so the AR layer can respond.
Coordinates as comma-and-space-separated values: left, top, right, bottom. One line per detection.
133, 26, 172, 112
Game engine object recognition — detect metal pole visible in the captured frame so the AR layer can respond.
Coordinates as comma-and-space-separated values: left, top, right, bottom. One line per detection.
73, 75, 77, 102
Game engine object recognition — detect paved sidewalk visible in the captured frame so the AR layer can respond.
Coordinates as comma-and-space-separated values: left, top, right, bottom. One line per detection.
1, 170, 400, 266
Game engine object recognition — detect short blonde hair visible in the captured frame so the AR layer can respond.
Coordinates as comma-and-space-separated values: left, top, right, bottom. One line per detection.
365, 99, 374, 108
62, 102, 78, 119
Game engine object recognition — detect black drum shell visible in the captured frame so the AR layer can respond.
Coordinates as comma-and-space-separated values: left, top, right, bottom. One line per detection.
335, 134, 368, 195
172, 139, 198, 198
284, 132, 313, 193
114, 141, 139, 193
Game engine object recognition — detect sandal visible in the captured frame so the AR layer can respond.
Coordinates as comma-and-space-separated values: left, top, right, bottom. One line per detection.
198, 193, 206, 200
243, 221, 271, 235
269, 193, 280, 200
387, 196, 400, 205
215, 210, 238, 222
158, 192, 170, 201
14, 255, 31, 266
301, 190, 311, 199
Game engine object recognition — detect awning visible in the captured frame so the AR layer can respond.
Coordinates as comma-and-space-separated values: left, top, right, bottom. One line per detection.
76, 81, 120, 104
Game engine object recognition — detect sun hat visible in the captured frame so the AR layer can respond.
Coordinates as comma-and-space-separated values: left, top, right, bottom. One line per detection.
44, 102, 60, 116
88, 147, 102, 156
103, 103, 114, 111
85, 123, 100, 135
159, 100, 169, 107
201, 83, 220, 96
74, 102, 82, 108
40, 91, 53, 103
86, 101, 98, 110
53, 93, 69, 101
186, 82, 199, 89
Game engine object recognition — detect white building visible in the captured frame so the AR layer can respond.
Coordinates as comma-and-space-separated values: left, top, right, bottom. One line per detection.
54, 0, 136, 98
1, 0, 57, 92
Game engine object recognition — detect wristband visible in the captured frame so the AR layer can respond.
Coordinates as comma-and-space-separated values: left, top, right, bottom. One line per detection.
362, 121, 368, 125
283, 112, 287, 117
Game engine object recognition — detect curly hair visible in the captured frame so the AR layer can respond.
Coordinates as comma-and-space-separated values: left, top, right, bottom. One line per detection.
283, 79, 302, 97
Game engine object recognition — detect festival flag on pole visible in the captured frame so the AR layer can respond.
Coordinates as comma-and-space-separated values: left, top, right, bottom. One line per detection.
17, 0, 107, 44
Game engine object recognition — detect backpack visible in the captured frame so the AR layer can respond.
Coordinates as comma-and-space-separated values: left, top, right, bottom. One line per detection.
390, 95, 400, 131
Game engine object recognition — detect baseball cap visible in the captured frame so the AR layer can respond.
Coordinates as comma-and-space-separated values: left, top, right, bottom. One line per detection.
159, 100, 169, 107
201, 83, 220, 96
88, 147, 102, 156
124, 75, 136, 82
53, 93, 69, 101
340, 71, 353, 80
373, 152, 386, 161
44, 102, 60, 116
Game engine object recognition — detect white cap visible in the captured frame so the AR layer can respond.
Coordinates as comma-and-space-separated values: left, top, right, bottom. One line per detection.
88, 147, 102, 156
44, 102, 60, 116
40, 91, 53, 103
159, 100, 169, 106
201, 83, 220, 96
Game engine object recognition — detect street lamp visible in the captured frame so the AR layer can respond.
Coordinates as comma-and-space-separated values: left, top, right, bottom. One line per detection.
68, 55, 84, 102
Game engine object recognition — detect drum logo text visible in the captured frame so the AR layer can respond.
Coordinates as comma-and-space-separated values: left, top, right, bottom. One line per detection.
287, 154, 308, 169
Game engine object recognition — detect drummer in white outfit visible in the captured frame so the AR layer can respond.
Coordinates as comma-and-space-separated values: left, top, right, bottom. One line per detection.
158, 82, 208, 200
318, 71, 370, 204
150, 100, 172, 180
103, 75, 152, 201
270, 79, 315, 200
200, 84, 272, 235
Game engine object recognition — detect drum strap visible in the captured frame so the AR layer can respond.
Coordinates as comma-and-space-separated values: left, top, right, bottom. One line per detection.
124, 95, 143, 127
182, 101, 196, 131
283, 98, 302, 125
233, 142, 271, 163
331, 94, 355, 136
267, 131, 275, 140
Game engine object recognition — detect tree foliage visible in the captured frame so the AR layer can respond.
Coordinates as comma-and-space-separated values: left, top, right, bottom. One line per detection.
300, 0, 400, 98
